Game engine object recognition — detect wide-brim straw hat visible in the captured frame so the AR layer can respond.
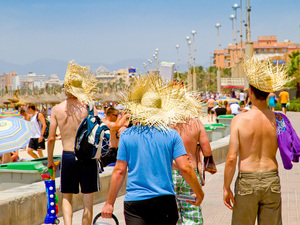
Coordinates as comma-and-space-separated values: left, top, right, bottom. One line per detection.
64, 61, 98, 104
122, 74, 201, 131
243, 56, 293, 93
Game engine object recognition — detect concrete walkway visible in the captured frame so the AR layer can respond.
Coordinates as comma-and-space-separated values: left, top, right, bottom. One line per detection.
57, 111, 300, 225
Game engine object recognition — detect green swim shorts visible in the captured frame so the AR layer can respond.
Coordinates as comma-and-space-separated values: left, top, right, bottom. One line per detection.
173, 170, 203, 225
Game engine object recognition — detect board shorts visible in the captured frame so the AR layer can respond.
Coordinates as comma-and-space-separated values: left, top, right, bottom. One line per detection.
60, 151, 100, 194
173, 170, 203, 225
232, 170, 282, 225
28, 138, 45, 150
281, 103, 287, 108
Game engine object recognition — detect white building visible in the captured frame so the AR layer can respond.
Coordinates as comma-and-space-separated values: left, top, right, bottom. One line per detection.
18, 72, 47, 89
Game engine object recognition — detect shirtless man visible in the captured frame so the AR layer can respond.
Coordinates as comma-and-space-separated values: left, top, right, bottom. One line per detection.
172, 119, 212, 224
207, 97, 215, 122
223, 85, 281, 224
47, 61, 100, 225
100, 107, 129, 167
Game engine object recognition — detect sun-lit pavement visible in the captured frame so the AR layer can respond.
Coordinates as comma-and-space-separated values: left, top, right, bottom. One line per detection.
57, 111, 300, 225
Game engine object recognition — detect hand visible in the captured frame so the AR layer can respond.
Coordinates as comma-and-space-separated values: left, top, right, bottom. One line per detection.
38, 136, 43, 143
223, 187, 235, 210
101, 203, 114, 218
47, 158, 57, 170
187, 192, 204, 206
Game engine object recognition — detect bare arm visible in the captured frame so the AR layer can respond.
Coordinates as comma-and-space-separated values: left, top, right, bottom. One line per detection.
101, 160, 127, 218
38, 113, 47, 142
175, 155, 204, 206
198, 121, 212, 157
105, 114, 130, 131
47, 108, 58, 170
223, 117, 239, 210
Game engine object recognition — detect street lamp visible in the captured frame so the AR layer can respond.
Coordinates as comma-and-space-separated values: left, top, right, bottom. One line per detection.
155, 48, 159, 73
191, 30, 197, 91
229, 14, 235, 69
176, 45, 180, 80
215, 23, 221, 93
143, 63, 147, 74
147, 59, 152, 71
233, 3, 239, 64
186, 36, 191, 90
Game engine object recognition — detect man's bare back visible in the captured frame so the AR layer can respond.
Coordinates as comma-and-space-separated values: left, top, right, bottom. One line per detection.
172, 119, 211, 169
231, 107, 278, 172
51, 99, 87, 151
207, 99, 215, 108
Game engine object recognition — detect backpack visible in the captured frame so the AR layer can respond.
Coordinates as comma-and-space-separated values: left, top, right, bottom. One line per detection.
37, 113, 50, 139
74, 105, 110, 160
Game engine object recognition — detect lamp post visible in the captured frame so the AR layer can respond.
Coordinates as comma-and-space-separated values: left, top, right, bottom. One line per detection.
233, 3, 239, 65
147, 59, 152, 73
186, 36, 191, 90
176, 45, 180, 80
229, 14, 235, 70
155, 48, 159, 74
191, 30, 197, 91
143, 63, 147, 74
215, 23, 221, 93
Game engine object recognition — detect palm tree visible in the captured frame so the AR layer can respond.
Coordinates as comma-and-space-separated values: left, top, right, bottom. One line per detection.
287, 51, 299, 88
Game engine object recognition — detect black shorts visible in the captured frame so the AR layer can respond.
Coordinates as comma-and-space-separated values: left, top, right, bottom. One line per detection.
28, 138, 45, 150
60, 151, 100, 194
124, 195, 178, 225
207, 107, 214, 114
281, 103, 287, 108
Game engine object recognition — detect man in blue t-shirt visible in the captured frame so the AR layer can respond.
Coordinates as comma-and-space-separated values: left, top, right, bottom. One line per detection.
101, 74, 205, 224
101, 125, 204, 224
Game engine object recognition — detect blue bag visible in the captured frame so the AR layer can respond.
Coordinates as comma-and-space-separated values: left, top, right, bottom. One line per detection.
74, 105, 110, 160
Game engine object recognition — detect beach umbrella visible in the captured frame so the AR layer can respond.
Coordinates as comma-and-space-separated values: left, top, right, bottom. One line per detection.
0, 109, 22, 118
216, 97, 239, 104
0, 117, 32, 154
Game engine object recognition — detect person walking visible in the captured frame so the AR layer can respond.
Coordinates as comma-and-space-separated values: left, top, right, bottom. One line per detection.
100, 107, 130, 167
223, 57, 297, 224
267, 92, 277, 112
101, 74, 204, 225
171, 118, 212, 224
279, 88, 289, 115
47, 61, 100, 225
27, 103, 47, 159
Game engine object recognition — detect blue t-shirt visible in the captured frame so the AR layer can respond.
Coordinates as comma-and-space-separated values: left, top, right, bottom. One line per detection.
117, 126, 186, 201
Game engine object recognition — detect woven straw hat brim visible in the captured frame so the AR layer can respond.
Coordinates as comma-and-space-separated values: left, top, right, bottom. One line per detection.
244, 57, 293, 93
64, 61, 98, 104
122, 74, 201, 131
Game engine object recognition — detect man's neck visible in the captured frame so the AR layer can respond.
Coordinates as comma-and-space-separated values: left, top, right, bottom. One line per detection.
251, 100, 269, 111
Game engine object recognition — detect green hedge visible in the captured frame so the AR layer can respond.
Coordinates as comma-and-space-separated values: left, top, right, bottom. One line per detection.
274, 98, 300, 112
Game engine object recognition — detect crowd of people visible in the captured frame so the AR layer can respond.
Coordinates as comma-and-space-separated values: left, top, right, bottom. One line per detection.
1, 57, 298, 225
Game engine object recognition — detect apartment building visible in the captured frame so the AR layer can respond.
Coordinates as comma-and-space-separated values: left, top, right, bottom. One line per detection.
213, 35, 300, 68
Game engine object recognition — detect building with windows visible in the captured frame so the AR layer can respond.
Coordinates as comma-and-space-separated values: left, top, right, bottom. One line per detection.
213, 35, 300, 69
17, 72, 47, 90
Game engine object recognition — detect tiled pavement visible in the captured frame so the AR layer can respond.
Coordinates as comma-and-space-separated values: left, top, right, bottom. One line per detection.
58, 111, 300, 225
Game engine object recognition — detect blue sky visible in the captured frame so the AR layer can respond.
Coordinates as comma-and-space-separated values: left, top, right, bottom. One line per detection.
0, 0, 299, 69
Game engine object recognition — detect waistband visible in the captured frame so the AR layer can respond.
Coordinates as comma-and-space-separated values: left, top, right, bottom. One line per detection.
62, 150, 75, 155
238, 170, 278, 179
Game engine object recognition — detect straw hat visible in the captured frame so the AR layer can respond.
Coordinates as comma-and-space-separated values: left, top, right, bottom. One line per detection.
64, 61, 98, 104
243, 57, 293, 93
122, 74, 201, 131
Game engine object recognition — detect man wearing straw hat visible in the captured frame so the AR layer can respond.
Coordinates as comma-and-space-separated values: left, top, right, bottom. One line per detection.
47, 61, 100, 225
223, 57, 294, 224
101, 75, 204, 224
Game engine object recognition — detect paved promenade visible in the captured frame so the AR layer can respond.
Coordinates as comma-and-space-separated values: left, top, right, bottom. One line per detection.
57, 111, 300, 225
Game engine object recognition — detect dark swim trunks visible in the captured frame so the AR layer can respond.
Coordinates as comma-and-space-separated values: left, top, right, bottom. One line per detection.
60, 151, 100, 194
28, 138, 45, 150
